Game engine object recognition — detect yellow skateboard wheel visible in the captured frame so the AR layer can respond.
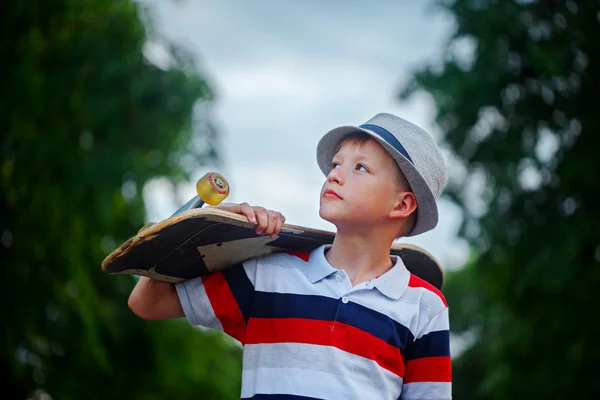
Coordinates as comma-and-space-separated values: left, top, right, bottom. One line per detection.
196, 172, 230, 205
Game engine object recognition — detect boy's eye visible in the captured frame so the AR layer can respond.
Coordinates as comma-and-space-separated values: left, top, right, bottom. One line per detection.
330, 161, 340, 169
356, 164, 368, 172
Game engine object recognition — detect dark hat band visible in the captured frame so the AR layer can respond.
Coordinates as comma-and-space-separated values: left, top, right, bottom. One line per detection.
359, 123, 414, 164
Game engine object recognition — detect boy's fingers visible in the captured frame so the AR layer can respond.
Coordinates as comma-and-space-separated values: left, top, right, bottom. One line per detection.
254, 206, 268, 234
239, 203, 256, 223
271, 213, 285, 238
264, 211, 278, 235
238, 205, 284, 236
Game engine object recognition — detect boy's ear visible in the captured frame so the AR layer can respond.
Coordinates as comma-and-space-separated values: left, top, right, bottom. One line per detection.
388, 192, 417, 220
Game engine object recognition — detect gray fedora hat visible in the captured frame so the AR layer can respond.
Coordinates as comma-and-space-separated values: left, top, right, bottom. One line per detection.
316, 112, 446, 236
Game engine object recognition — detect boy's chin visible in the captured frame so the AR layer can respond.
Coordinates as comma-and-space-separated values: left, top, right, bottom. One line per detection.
318, 207, 334, 222
319, 206, 344, 225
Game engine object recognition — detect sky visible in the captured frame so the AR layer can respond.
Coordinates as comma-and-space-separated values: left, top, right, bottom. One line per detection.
139, 0, 470, 271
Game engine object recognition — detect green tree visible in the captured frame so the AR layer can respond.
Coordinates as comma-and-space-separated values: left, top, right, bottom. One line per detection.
400, 0, 600, 398
1, 1, 241, 398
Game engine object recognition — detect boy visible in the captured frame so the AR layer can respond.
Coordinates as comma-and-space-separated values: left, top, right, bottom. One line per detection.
128, 113, 451, 399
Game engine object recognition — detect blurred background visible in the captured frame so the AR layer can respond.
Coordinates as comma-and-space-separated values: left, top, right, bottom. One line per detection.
2, 0, 599, 399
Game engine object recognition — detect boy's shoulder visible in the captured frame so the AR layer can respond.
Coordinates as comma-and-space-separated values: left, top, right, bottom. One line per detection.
405, 272, 448, 316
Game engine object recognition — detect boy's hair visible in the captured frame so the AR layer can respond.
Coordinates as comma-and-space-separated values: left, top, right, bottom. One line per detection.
335, 132, 416, 237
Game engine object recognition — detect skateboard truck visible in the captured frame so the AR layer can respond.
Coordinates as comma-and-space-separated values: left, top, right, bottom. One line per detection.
138, 172, 230, 233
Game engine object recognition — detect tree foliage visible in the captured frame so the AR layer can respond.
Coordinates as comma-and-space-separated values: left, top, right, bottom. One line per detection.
1, 1, 241, 398
400, 0, 600, 398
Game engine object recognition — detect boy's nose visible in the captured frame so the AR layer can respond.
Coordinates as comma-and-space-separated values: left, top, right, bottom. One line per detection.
327, 166, 344, 185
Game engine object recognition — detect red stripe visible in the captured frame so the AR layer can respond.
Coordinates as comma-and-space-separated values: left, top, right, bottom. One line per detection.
286, 251, 310, 262
404, 356, 452, 383
245, 317, 405, 377
202, 273, 246, 343
408, 274, 448, 307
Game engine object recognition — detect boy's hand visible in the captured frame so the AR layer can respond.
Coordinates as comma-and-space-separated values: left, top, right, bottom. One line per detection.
212, 202, 286, 238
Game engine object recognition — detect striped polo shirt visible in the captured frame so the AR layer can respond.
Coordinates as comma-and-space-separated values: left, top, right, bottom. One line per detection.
176, 245, 451, 399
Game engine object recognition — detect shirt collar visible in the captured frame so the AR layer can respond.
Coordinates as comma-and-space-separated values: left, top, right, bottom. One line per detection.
303, 245, 338, 283
372, 255, 410, 300
304, 245, 411, 299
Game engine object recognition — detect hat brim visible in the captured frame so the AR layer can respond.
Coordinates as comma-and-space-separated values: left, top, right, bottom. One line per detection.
316, 125, 438, 236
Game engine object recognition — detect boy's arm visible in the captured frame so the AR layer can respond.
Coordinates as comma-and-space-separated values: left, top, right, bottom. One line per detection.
127, 203, 285, 322
402, 307, 452, 399
128, 277, 185, 320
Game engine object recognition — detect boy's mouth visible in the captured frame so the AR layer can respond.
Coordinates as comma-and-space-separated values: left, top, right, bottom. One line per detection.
323, 189, 342, 200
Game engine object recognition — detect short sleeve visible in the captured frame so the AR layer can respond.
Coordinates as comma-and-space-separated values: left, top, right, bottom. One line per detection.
175, 258, 258, 344
401, 307, 452, 399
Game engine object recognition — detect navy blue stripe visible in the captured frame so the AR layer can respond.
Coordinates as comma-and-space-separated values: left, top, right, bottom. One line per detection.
243, 395, 323, 400
337, 300, 413, 354
250, 292, 413, 353
252, 292, 338, 320
221, 263, 254, 323
403, 330, 450, 360
359, 123, 413, 163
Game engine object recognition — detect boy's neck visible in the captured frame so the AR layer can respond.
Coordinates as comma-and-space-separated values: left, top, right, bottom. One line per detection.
325, 230, 396, 287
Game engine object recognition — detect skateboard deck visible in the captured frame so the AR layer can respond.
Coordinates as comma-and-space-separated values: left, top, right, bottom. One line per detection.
102, 202, 444, 290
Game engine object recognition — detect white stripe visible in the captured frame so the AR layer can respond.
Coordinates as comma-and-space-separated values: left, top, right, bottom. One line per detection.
241, 365, 400, 400
401, 381, 452, 399
244, 342, 403, 390
175, 277, 223, 331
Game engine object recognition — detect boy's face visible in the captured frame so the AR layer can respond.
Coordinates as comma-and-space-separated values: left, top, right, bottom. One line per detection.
319, 138, 409, 229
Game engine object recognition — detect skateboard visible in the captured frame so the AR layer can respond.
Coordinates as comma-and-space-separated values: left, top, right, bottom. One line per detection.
101, 173, 444, 290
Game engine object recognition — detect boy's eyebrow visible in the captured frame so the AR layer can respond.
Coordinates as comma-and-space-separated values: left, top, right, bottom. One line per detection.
350, 153, 375, 163
332, 152, 376, 162
356, 153, 373, 160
